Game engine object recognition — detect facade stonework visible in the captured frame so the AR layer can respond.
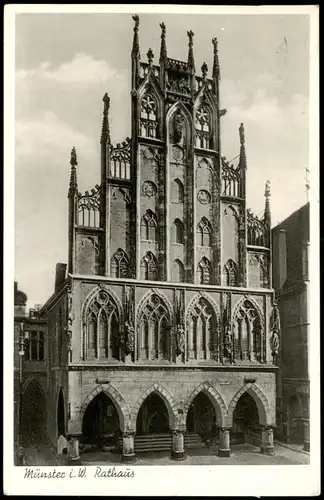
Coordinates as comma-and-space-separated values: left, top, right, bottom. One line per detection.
34, 16, 277, 461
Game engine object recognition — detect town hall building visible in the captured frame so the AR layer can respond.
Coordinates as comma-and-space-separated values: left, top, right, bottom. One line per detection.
33, 16, 280, 463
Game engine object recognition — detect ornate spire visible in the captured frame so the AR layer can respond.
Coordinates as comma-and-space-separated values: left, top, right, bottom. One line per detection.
101, 92, 110, 144
159, 22, 167, 62
68, 147, 78, 197
147, 48, 154, 67
201, 62, 208, 81
212, 37, 220, 79
187, 30, 195, 72
264, 180, 272, 227
239, 123, 247, 170
131, 14, 140, 58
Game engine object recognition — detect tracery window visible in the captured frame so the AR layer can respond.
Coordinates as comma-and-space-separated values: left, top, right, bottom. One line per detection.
141, 210, 157, 241
138, 294, 171, 361
233, 300, 262, 362
141, 252, 158, 281
223, 259, 238, 286
195, 105, 211, 149
85, 289, 120, 360
196, 257, 212, 284
173, 219, 184, 244
188, 297, 217, 360
171, 178, 184, 203
24, 331, 44, 361
140, 94, 158, 138
111, 249, 129, 278
196, 218, 212, 247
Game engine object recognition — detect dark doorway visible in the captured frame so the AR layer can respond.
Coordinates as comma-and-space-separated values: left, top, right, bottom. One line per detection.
57, 389, 65, 437
136, 393, 170, 435
82, 392, 120, 447
20, 379, 46, 445
232, 392, 260, 444
186, 392, 217, 444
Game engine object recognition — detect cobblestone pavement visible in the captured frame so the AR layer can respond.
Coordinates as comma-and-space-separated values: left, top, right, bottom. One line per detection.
81, 443, 310, 466
21, 440, 309, 467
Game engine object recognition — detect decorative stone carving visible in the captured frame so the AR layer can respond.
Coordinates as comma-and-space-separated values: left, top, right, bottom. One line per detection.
223, 293, 232, 360
142, 180, 157, 198
197, 189, 211, 205
173, 110, 185, 144
172, 145, 184, 162
125, 320, 135, 355
269, 300, 281, 358
176, 324, 185, 355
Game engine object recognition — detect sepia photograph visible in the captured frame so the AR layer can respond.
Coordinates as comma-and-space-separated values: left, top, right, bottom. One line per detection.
4, 4, 319, 497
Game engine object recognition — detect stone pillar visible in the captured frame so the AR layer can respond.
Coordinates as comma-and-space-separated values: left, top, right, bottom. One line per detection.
260, 426, 275, 455
171, 430, 186, 461
121, 431, 136, 463
67, 437, 81, 465
218, 427, 231, 457
303, 419, 310, 452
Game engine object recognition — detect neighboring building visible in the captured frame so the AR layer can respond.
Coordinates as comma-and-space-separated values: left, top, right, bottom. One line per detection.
23, 16, 280, 462
14, 282, 47, 461
272, 203, 310, 451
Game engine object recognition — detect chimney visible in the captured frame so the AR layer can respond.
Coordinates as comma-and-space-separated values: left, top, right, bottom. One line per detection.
55, 263, 67, 293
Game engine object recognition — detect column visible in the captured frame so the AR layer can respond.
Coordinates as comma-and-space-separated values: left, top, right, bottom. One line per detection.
171, 430, 186, 461
303, 419, 310, 452
67, 437, 81, 465
218, 427, 231, 457
260, 426, 275, 455
121, 431, 136, 463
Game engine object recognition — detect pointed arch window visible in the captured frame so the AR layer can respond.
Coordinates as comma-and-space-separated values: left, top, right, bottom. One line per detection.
173, 219, 184, 244
140, 94, 158, 138
171, 178, 184, 203
141, 210, 157, 241
85, 290, 120, 360
197, 217, 212, 247
111, 249, 129, 278
223, 259, 238, 286
138, 294, 171, 361
197, 257, 212, 284
233, 300, 262, 362
141, 252, 158, 281
195, 105, 211, 149
188, 297, 217, 360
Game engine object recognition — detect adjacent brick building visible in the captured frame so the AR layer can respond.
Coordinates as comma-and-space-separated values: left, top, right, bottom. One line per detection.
14, 282, 47, 462
272, 203, 310, 451
22, 16, 280, 462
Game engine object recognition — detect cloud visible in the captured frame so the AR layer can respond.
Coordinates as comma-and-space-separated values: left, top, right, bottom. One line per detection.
16, 52, 120, 85
16, 110, 97, 162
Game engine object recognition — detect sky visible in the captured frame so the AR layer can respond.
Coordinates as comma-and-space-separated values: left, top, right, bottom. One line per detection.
14, 10, 310, 309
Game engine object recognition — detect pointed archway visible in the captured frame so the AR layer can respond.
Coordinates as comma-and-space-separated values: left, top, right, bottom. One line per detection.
21, 378, 47, 446
82, 392, 121, 449
57, 388, 65, 437
136, 393, 170, 435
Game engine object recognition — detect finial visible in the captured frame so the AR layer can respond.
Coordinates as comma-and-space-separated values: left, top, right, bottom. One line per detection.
68, 147, 78, 197
212, 37, 220, 79
132, 14, 139, 30
70, 146, 77, 166
264, 180, 272, 228
147, 48, 154, 66
159, 22, 167, 62
131, 14, 140, 58
201, 62, 208, 80
101, 92, 110, 144
187, 30, 195, 72
239, 123, 245, 145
